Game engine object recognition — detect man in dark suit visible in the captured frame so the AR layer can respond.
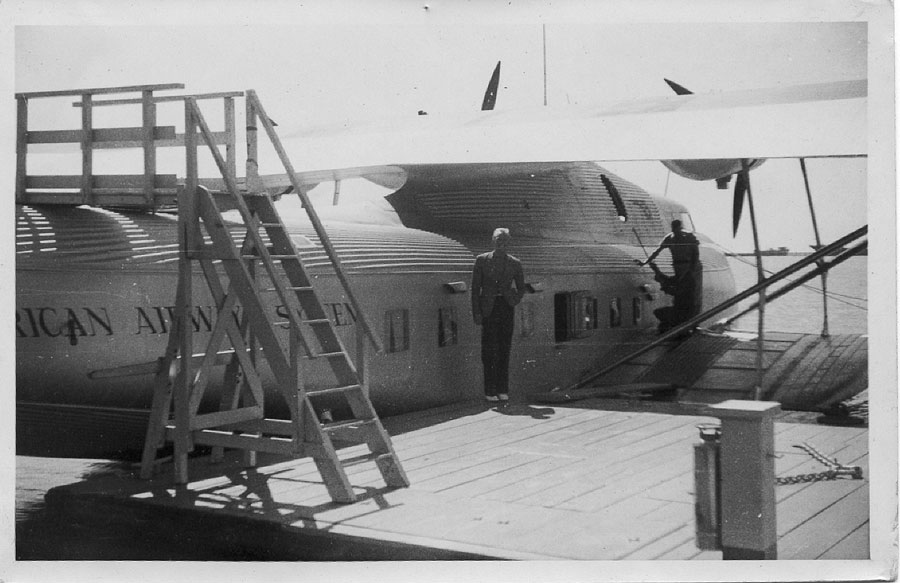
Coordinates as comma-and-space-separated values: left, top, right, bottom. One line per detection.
471, 228, 526, 403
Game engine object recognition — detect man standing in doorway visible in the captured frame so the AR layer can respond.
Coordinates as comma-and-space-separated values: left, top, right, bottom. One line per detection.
639, 219, 703, 328
471, 228, 526, 403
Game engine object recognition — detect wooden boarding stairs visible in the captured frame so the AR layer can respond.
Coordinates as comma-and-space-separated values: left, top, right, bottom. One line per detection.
16, 84, 408, 503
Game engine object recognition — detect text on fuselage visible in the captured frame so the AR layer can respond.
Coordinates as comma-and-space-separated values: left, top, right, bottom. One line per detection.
15, 302, 358, 339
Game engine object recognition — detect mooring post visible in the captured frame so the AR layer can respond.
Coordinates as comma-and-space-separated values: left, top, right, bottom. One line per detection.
708, 399, 780, 560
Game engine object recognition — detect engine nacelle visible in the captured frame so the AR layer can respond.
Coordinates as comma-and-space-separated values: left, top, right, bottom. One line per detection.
661, 158, 765, 185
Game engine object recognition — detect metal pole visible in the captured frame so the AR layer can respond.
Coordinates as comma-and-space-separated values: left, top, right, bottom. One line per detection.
542, 24, 548, 106
743, 159, 766, 400
800, 158, 830, 337
333, 179, 342, 206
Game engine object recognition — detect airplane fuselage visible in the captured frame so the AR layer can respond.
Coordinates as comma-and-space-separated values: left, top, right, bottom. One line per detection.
16, 162, 737, 455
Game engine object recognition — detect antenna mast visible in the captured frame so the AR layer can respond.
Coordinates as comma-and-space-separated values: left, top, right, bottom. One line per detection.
542, 24, 548, 106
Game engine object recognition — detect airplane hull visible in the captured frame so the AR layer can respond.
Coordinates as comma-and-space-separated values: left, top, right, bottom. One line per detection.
16, 161, 743, 457
16, 247, 682, 457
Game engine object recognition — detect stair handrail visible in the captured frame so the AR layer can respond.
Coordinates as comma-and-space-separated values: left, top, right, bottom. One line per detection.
717, 239, 867, 329
554, 224, 868, 393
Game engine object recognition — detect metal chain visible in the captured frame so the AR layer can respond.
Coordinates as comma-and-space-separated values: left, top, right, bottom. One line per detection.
775, 442, 863, 486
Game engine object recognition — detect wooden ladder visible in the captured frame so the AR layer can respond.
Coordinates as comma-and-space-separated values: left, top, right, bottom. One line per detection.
139, 92, 407, 503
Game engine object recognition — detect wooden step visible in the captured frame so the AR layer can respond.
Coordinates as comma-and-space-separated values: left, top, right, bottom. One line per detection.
255, 254, 296, 260
261, 286, 315, 293
240, 251, 295, 260
312, 351, 348, 359
340, 452, 395, 468
307, 384, 362, 397
322, 418, 376, 432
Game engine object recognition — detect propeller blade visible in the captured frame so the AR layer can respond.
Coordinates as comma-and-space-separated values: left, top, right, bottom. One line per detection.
663, 78, 693, 95
732, 172, 747, 236
481, 61, 501, 111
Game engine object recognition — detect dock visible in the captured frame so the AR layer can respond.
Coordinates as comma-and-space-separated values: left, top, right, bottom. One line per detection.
44, 398, 868, 561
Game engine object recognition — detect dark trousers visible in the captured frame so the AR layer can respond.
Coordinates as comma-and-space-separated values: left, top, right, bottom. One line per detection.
673, 263, 703, 321
481, 298, 515, 396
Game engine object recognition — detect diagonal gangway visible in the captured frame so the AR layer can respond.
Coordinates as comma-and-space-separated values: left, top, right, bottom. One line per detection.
553, 225, 867, 395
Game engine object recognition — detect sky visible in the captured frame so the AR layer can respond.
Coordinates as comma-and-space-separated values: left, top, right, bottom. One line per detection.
5, 2, 885, 255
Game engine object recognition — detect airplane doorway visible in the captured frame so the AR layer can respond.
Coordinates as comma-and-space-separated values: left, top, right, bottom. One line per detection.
554, 291, 599, 342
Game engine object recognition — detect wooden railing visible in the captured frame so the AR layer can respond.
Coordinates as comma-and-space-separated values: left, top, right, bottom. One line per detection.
15, 84, 242, 208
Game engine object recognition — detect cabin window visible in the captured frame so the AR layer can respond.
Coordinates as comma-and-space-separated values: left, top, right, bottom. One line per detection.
609, 297, 622, 328
384, 308, 410, 353
438, 307, 458, 347
554, 291, 598, 342
632, 297, 642, 324
518, 302, 535, 338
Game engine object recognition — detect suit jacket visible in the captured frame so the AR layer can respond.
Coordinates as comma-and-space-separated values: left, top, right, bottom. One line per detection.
471, 251, 525, 322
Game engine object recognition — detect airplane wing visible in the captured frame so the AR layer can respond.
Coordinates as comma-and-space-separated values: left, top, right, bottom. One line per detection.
269, 79, 865, 190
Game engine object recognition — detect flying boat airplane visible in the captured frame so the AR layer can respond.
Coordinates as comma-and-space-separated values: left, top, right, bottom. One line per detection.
15, 64, 868, 458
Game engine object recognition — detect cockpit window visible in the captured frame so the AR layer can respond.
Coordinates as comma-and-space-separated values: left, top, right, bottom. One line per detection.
600, 174, 628, 222
675, 212, 695, 232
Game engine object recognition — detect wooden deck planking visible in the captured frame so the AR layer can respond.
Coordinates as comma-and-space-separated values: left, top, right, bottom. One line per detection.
412, 451, 553, 494
335, 409, 622, 494
773, 420, 869, 561
632, 467, 695, 506
659, 536, 723, 560
511, 415, 702, 507
433, 452, 584, 501
819, 524, 870, 560
415, 415, 666, 499
396, 406, 604, 456
634, 419, 870, 561
778, 479, 868, 535
778, 486, 869, 559
253, 407, 590, 493
557, 434, 700, 512
831, 430, 869, 463
486, 508, 687, 560
625, 522, 698, 560
47, 402, 868, 561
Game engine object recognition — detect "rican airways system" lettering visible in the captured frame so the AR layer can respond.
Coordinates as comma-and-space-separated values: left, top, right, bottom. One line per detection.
16, 301, 359, 341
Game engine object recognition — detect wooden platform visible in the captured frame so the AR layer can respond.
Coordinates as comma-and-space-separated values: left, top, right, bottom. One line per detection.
45, 399, 868, 561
